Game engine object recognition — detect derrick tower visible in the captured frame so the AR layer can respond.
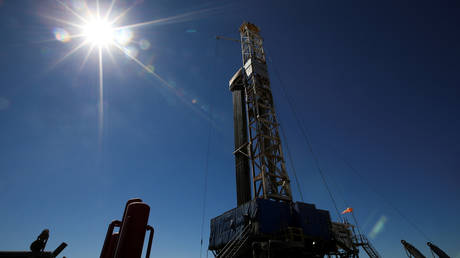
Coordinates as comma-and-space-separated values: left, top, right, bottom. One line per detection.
231, 22, 292, 205
209, 22, 379, 258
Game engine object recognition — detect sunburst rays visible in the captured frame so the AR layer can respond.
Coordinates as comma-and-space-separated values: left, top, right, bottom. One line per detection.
46, 0, 225, 145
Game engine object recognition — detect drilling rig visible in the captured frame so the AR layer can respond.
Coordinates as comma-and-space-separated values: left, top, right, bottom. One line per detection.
208, 22, 381, 258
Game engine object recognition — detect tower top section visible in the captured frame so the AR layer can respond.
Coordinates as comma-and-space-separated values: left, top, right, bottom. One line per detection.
239, 22, 260, 34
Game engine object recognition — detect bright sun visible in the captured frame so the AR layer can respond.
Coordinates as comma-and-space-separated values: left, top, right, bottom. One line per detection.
50, 0, 216, 144
82, 19, 114, 46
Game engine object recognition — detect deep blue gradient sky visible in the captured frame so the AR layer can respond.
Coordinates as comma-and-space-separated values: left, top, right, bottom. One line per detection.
0, 0, 459, 257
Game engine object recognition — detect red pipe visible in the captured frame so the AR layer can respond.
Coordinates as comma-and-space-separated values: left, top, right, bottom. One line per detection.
114, 202, 150, 258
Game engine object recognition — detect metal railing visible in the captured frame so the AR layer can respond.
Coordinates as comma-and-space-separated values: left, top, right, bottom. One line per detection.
353, 234, 381, 258
217, 224, 252, 258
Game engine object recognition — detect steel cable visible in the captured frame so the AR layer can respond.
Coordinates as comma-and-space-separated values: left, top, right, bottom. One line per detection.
267, 53, 342, 221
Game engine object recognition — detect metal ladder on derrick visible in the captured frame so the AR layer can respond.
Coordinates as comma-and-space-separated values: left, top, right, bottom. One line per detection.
354, 234, 381, 258
217, 224, 252, 258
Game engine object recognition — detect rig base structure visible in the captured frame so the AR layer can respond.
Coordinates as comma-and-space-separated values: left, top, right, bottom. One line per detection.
209, 199, 358, 258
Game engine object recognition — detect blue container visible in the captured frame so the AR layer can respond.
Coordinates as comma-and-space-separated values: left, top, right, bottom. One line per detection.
255, 198, 291, 234
294, 202, 332, 240
209, 200, 333, 250
209, 199, 292, 250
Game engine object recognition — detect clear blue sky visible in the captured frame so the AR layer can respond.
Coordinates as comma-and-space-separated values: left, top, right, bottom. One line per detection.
0, 0, 459, 257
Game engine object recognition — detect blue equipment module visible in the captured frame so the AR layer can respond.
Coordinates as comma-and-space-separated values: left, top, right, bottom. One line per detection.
209, 199, 332, 250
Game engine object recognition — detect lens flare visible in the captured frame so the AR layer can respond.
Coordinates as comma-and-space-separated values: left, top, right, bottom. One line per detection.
369, 215, 387, 239
53, 28, 71, 42
70, 0, 84, 11
139, 39, 151, 50
114, 28, 133, 46
46, 0, 224, 144
124, 46, 139, 58
146, 64, 155, 73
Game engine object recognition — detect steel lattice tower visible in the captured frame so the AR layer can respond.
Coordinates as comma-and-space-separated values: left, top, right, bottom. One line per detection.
238, 22, 292, 202
210, 22, 377, 258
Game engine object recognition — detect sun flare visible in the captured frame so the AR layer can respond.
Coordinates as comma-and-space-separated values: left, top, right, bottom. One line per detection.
48, 0, 220, 144
82, 19, 114, 46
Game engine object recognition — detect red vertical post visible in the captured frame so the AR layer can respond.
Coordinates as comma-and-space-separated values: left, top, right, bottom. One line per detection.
114, 202, 150, 258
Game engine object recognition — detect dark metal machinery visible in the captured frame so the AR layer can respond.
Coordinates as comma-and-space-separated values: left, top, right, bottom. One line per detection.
427, 242, 450, 258
401, 240, 426, 258
100, 198, 154, 258
0, 229, 67, 258
209, 22, 379, 258
230, 67, 252, 206
0, 199, 152, 258
401, 240, 451, 258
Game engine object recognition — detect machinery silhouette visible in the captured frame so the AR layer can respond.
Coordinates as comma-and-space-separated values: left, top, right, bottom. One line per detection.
0, 229, 67, 258
100, 198, 154, 258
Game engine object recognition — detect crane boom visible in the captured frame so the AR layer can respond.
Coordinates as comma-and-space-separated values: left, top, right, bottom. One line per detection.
401, 240, 426, 258
427, 242, 450, 258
